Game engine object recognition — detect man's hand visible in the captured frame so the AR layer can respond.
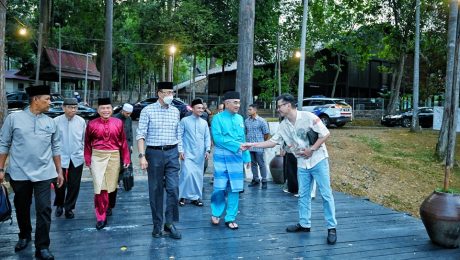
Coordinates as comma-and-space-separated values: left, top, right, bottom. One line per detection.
245, 162, 251, 169
123, 163, 130, 168
56, 171, 64, 188
241, 143, 254, 151
139, 157, 148, 170
179, 152, 185, 160
205, 151, 210, 160
0, 171, 4, 184
296, 148, 314, 158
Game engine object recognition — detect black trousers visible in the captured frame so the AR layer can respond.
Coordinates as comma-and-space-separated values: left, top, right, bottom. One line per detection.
9, 176, 54, 250
146, 146, 180, 228
284, 153, 298, 194
53, 160, 84, 211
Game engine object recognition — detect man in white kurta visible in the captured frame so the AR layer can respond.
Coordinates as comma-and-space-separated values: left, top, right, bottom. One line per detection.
178, 99, 211, 207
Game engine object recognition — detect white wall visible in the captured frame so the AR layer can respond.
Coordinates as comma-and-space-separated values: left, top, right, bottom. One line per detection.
433, 106, 460, 132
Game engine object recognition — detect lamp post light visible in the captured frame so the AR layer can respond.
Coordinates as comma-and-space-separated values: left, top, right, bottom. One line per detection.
168, 45, 176, 82
55, 23, 62, 94
18, 27, 27, 36
84, 52, 97, 104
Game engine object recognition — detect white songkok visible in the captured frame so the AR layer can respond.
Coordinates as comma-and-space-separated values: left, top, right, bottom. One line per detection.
122, 103, 133, 113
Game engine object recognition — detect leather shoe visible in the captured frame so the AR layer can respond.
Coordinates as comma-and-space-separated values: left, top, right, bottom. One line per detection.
14, 237, 31, 252
152, 226, 162, 238
65, 210, 75, 219
261, 181, 267, 189
106, 208, 112, 216
164, 224, 182, 239
327, 228, 337, 245
35, 248, 55, 260
55, 206, 63, 217
96, 220, 107, 230
286, 223, 311, 233
248, 180, 260, 187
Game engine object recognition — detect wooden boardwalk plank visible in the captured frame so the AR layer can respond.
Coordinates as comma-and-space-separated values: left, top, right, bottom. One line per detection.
1, 178, 459, 259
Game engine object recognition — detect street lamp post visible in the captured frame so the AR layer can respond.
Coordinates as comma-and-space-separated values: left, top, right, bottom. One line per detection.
56, 23, 62, 94
84, 52, 97, 104
168, 45, 176, 82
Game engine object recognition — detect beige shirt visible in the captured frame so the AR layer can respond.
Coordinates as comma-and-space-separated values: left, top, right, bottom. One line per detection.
270, 111, 329, 169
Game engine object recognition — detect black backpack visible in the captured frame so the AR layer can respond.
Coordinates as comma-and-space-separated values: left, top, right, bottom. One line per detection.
0, 184, 12, 225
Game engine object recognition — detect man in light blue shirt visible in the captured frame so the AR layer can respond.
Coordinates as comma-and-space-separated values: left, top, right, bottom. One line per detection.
53, 98, 86, 219
0, 85, 64, 260
210, 91, 251, 230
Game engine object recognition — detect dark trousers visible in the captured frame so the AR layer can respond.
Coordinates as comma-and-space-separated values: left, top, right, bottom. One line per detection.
146, 146, 180, 229
53, 160, 83, 211
284, 153, 298, 194
250, 151, 267, 182
9, 176, 54, 250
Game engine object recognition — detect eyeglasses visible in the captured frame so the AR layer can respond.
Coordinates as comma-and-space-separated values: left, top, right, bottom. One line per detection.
277, 102, 289, 109
161, 90, 175, 95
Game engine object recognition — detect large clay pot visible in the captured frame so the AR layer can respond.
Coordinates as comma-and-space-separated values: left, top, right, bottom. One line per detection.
269, 155, 284, 184
419, 191, 460, 248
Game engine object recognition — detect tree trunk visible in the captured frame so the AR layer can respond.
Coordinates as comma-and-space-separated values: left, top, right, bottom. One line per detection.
101, 0, 113, 99
386, 53, 406, 115
436, 0, 458, 160
331, 54, 341, 98
410, 0, 421, 132
192, 54, 197, 99
0, 0, 7, 126
39, 0, 51, 47
235, 0, 255, 116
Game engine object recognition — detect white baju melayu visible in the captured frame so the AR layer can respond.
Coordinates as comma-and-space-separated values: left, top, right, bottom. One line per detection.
178, 114, 211, 200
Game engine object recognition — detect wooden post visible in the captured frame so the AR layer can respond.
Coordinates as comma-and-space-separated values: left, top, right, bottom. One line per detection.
235, 0, 255, 115
101, 0, 113, 99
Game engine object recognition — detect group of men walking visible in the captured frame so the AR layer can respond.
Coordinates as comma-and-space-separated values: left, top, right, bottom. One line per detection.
0, 83, 338, 259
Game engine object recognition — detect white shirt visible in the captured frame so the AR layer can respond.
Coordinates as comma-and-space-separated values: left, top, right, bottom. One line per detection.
270, 111, 329, 169
54, 114, 86, 168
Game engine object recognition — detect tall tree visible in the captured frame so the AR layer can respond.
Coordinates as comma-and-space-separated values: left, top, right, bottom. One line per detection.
101, 0, 113, 98
410, 0, 421, 131
0, 0, 7, 126
235, 0, 255, 114
436, 0, 458, 160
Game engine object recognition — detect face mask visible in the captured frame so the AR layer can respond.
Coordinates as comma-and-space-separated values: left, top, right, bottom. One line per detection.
163, 95, 173, 105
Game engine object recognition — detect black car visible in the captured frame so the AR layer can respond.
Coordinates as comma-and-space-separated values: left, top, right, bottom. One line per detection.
113, 97, 192, 120
44, 101, 98, 120
7, 92, 64, 109
381, 107, 433, 128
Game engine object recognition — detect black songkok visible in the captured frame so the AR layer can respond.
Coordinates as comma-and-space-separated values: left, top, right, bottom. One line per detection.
223, 91, 240, 100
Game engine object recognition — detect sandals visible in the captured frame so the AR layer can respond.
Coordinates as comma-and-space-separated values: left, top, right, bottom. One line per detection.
211, 216, 220, 225
191, 199, 203, 207
225, 221, 239, 230
179, 198, 186, 206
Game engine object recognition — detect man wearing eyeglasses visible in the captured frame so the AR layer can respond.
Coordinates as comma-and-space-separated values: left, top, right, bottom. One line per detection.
209, 91, 251, 230
241, 93, 337, 245
53, 98, 86, 220
136, 81, 182, 239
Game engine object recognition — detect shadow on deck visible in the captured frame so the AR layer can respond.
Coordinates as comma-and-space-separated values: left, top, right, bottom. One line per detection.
1, 178, 459, 259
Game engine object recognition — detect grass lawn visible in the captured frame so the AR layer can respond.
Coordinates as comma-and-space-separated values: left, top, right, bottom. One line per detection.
328, 127, 460, 217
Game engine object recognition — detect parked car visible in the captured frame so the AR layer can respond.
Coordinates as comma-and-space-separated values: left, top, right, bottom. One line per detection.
44, 101, 98, 120
301, 96, 353, 127
381, 107, 434, 128
7, 91, 64, 109
113, 97, 192, 120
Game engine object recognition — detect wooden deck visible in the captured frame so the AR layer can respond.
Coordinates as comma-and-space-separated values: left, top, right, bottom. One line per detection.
1, 178, 459, 259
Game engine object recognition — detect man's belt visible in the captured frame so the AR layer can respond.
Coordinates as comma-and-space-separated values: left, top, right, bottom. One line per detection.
147, 144, 177, 151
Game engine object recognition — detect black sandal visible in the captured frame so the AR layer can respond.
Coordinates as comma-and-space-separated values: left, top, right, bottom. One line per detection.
225, 221, 239, 230
191, 199, 203, 207
179, 198, 186, 206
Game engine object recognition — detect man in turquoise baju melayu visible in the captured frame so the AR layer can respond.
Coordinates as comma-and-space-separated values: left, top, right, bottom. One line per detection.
210, 91, 251, 230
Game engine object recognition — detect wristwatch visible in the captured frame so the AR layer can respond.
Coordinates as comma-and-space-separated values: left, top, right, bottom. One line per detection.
138, 153, 145, 158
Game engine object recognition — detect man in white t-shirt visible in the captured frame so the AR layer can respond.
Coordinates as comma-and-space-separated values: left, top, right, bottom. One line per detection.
242, 93, 337, 245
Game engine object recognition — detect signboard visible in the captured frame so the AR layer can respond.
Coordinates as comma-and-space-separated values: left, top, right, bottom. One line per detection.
433, 106, 460, 132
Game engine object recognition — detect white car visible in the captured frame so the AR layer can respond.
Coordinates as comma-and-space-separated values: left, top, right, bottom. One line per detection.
301, 97, 353, 127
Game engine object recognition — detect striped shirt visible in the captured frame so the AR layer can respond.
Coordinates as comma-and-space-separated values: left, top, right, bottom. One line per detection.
245, 115, 269, 152
136, 101, 180, 148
